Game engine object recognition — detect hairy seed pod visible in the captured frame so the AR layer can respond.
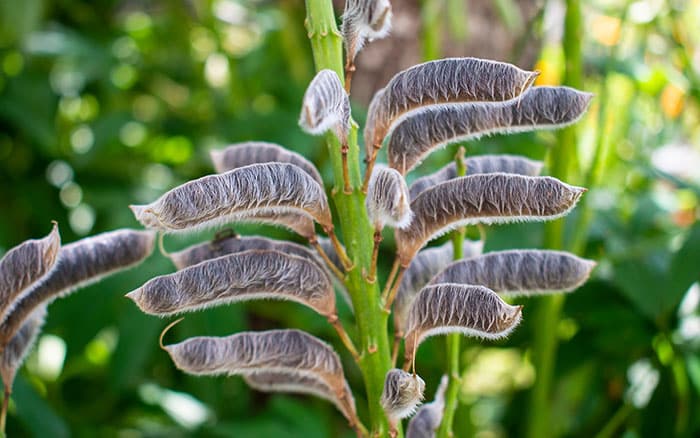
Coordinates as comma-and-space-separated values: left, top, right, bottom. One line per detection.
0, 305, 46, 389
128, 249, 335, 318
0, 223, 60, 320
342, 0, 392, 64
364, 58, 539, 151
409, 155, 543, 199
381, 368, 425, 420
249, 210, 317, 240
403, 284, 522, 365
429, 249, 596, 295
299, 70, 351, 143
366, 166, 413, 229
406, 375, 448, 438
210, 141, 324, 186
130, 163, 332, 233
0, 229, 155, 347
395, 174, 586, 266
394, 239, 484, 333
388, 86, 593, 174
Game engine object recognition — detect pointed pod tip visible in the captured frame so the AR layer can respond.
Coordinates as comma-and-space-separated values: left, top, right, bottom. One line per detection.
129, 205, 161, 229
125, 288, 142, 305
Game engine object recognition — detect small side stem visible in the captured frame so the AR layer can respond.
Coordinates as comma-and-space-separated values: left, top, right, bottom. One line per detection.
311, 240, 346, 281
327, 228, 354, 271
367, 229, 382, 282
391, 330, 402, 366
594, 403, 633, 438
361, 145, 381, 193
344, 60, 356, 94
342, 142, 353, 194
382, 267, 406, 311
329, 315, 361, 361
382, 258, 400, 299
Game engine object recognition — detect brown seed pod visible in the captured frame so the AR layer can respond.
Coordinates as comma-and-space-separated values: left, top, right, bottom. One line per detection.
429, 249, 596, 295
365, 166, 413, 229
0, 229, 155, 347
0, 305, 46, 390
130, 163, 332, 233
381, 368, 426, 420
403, 284, 522, 367
0, 223, 60, 320
364, 58, 540, 153
342, 0, 393, 65
394, 239, 484, 334
210, 142, 324, 186
128, 249, 336, 318
299, 69, 351, 143
406, 375, 448, 438
409, 155, 543, 199
388, 86, 593, 174
395, 174, 586, 266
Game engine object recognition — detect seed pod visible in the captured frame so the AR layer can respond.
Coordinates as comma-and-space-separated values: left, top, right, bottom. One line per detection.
0, 229, 155, 347
394, 239, 484, 334
409, 155, 543, 199
342, 0, 393, 65
403, 284, 522, 366
388, 86, 593, 174
365, 166, 412, 229
248, 210, 317, 240
364, 58, 539, 151
299, 70, 351, 143
381, 368, 425, 420
0, 223, 60, 320
210, 142, 324, 186
395, 174, 586, 266
429, 249, 596, 295
128, 249, 336, 318
0, 305, 46, 390
130, 163, 333, 233
406, 375, 448, 438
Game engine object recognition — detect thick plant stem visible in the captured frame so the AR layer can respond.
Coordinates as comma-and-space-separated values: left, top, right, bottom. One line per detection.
527, 1, 583, 438
305, 1, 394, 435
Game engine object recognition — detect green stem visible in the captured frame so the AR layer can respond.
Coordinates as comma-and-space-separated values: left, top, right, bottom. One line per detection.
594, 403, 633, 438
304, 2, 393, 436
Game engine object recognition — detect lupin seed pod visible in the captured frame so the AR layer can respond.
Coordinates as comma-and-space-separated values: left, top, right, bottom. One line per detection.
299, 69, 351, 143
210, 142, 324, 186
403, 284, 522, 367
381, 368, 426, 421
365, 166, 413, 229
429, 249, 596, 296
406, 375, 448, 438
128, 250, 336, 318
130, 163, 333, 233
342, 0, 393, 65
409, 155, 543, 199
388, 86, 593, 174
0, 305, 46, 389
395, 174, 586, 266
0, 223, 60, 320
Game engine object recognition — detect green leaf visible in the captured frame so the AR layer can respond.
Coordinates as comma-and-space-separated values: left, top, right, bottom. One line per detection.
669, 224, 700, 305
11, 376, 69, 438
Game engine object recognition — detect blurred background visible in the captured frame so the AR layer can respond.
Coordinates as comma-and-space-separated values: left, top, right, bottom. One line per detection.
1, 0, 699, 436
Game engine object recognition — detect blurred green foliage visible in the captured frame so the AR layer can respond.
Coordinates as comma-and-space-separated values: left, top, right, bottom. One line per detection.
0, 0, 699, 437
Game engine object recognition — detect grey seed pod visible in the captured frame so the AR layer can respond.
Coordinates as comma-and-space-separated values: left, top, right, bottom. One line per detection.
381, 368, 426, 420
388, 86, 593, 174
365, 166, 413, 229
248, 210, 317, 240
0, 305, 46, 390
210, 142, 324, 186
409, 155, 543, 199
299, 69, 351, 143
429, 249, 596, 295
406, 375, 448, 438
394, 239, 484, 334
403, 284, 522, 365
130, 162, 332, 233
395, 174, 586, 266
0, 223, 60, 320
342, 0, 393, 64
0, 229, 155, 347
128, 249, 336, 318
364, 58, 539, 150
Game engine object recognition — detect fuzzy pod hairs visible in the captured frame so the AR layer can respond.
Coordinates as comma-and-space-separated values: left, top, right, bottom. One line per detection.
395, 173, 586, 266
429, 249, 597, 296
0, 305, 47, 391
342, 0, 393, 67
365, 165, 413, 229
403, 284, 523, 368
130, 162, 332, 234
387, 86, 593, 174
381, 368, 425, 424
299, 69, 351, 143
406, 375, 448, 438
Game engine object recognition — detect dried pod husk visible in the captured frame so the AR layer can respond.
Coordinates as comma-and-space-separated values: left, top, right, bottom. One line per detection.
406, 375, 448, 438
409, 155, 543, 199
381, 368, 426, 421
364, 58, 540, 152
130, 163, 333, 233
210, 142, 323, 186
299, 70, 351, 142
403, 284, 522, 366
395, 174, 586, 266
394, 239, 484, 334
0, 229, 155, 347
128, 249, 336, 318
342, 0, 393, 65
0, 305, 46, 390
0, 223, 60, 320
429, 249, 596, 295
365, 166, 413, 229
388, 86, 593, 174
